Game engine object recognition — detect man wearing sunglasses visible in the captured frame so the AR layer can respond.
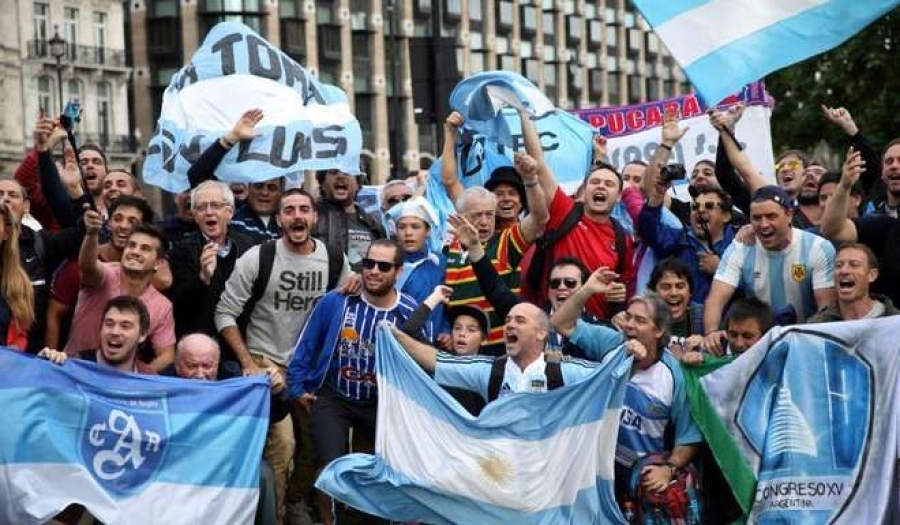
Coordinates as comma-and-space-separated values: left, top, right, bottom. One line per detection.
637, 172, 736, 305
288, 238, 422, 525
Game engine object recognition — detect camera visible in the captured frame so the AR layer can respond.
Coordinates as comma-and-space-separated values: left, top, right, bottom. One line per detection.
60, 100, 82, 132
660, 163, 687, 183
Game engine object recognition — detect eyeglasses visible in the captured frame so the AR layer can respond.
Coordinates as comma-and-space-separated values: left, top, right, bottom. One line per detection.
193, 201, 229, 212
386, 194, 411, 207
361, 258, 398, 272
691, 201, 723, 212
776, 160, 804, 171
549, 277, 579, 289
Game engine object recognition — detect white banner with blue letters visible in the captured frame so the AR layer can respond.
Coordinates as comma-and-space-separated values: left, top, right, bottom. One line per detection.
143, 22, 363, 193
0, 348, 270, 525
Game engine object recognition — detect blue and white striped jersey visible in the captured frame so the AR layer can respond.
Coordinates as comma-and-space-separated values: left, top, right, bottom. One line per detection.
325, 292, 421, 403
715, 228, 835, 322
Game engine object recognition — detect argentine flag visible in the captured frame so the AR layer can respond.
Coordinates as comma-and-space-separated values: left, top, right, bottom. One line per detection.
317, 327, 632, 525
0, 348, 270, 525
633, 0, 899, 105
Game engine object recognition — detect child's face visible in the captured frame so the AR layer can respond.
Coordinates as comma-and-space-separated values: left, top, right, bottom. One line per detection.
451, 315, 484, 356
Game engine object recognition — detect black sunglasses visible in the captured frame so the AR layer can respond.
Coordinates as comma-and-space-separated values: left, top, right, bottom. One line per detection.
691, 201, 723, 211
549, 277, 579, 289
386, 194, 411, 206
362, 258, 398, 272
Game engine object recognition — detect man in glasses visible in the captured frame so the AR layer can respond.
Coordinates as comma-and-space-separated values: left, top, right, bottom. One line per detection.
169, 181, 255, 342
380, 179, 413, 214
288, 239, 422, 525
186, 109, 285, 244
637, 173, 736, 304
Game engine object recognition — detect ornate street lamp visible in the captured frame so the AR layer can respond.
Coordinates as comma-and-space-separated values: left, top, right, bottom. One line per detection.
49, 26, 66, 114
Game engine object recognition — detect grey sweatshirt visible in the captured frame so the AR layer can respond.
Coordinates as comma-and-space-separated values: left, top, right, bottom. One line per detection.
215, 238, 350, 366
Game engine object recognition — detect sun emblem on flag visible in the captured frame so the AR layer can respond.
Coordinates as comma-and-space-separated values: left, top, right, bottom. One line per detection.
477, 452, 514, 488
791, 264, 807, 282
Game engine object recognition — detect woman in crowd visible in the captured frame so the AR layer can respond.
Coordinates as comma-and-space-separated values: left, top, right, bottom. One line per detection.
0, 205, 34, 350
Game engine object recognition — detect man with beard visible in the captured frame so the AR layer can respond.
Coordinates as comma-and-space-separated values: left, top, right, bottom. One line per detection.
64, 215, 175, 371
45, 195, 156, 349
216, 188, 350, 525
551, 282, 701, 517
820, 148, 900, 307
314, 168, 383, 271
704, 185, 836, 331
867, 138, 900, 217
288, 239, 421, 525
186, 109, 284, 244
809, 243, 899, 322
168, 181, 254, 346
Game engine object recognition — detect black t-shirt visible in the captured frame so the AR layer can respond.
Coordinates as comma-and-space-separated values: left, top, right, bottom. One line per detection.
854, 215, 900, 305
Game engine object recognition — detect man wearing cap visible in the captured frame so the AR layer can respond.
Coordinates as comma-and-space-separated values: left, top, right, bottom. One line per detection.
485, 166, 527, 230
703, 185, 836, 333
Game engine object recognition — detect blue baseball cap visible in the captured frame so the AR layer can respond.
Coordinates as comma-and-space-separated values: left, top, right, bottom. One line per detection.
751, 185, 796, 209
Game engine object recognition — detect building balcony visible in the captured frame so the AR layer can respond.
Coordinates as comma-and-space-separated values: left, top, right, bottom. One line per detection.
27, 40, 127, 69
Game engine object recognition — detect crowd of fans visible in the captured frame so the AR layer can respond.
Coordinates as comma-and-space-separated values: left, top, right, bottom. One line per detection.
5, 100, 898, 525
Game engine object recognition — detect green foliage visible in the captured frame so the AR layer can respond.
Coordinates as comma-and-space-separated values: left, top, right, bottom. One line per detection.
766, 9, 899, 157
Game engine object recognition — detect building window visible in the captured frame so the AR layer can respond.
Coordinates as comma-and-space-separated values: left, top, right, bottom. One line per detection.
37, 76, 53, 114
64, 7, 79, 60
543, 63, 557, 100
66, 79, 82, 104
520, 5, 537, 34
469, 0, 483, 23
33, 3, 49, 42
316, 0, 336, 24
607, 71, 620, 101
470, 51, 484, 72
499, 54, 516, 72
97, 83, 111, 143
149, 0, 179, 17
497, 1, 513, 29
201, 0, 266, 36
445, 0, 462, 19
93, 12, 107, 48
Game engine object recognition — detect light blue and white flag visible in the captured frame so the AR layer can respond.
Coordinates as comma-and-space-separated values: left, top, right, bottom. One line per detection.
701, 317, 900, 523
143, 21, 363, 192
633, 0, 899, 106
426, 71, 595, 229
0, 348, 270, 525
317, 327, 632, 525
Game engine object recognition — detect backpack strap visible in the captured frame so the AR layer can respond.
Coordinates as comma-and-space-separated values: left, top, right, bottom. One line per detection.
486, 356, 508, 402
609, 216, 626, 277
243, 240, 277, 322
324, 240, 344, 291
525, 202, 585, 291
545, 361, 564, 391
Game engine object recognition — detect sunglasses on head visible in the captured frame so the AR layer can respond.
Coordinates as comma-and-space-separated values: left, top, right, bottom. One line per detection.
361, 258, 398, 272
691, 201, 723, 211
549, 277, 579, 289
386, 194, 411, 206
776, 160, 804, 171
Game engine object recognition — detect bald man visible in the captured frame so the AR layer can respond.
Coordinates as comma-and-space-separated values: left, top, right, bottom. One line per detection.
393, 302, 601, 403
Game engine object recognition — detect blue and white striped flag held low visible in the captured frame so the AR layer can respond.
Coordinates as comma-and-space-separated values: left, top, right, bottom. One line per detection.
0, 348, 270, 525
317, 327, 633, 525
633, 0, 899, 105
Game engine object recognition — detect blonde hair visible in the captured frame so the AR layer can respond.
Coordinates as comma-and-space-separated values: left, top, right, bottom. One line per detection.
0, 206, 34, 331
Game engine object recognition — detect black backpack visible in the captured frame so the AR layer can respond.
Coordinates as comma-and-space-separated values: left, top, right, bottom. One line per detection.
235, 239, 344, 335
525, 202, 626, 293
486, 355, 564, 402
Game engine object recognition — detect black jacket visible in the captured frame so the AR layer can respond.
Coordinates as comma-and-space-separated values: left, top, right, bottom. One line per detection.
167, 229, 255, 344
313, 198, 384, 269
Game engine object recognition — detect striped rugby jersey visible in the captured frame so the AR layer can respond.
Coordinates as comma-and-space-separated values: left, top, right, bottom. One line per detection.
714, 228, 835, 322
444, 224, 530, 355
